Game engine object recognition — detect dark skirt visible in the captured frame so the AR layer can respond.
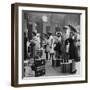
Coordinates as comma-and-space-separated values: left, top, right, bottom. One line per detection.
54, 42, 62, 58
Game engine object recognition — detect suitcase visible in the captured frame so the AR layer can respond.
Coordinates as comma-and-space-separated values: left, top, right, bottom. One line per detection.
61, 60, 76, 74
61, 62, 70, 73
34, 59, 45, 67
34, 59, 46, 77
35, 69, 45, 77
35, 65, 45, 77
52, 59, 63, 67
35, 50, 43, 58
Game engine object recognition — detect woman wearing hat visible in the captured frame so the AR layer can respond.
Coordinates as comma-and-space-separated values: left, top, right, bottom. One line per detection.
54, 31, 63, 57
63, 25, 77, 73
29, 30, 38, 58
64, 25, 78, 60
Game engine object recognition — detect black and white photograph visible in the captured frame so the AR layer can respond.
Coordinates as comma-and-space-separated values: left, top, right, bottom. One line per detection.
23, 11, 80, 77
11, 3, 87, 86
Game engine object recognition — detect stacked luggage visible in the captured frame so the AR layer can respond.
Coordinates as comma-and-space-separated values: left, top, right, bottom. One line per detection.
24, 48, 46, 77
34, 58, 45, 77
34, 49, 46, 77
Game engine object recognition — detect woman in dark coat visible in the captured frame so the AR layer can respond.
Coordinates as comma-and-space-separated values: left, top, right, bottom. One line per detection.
64, 25, 78, 61
63, 25, 78, 73
65, 37, 76, 60
54, 32, 63, 59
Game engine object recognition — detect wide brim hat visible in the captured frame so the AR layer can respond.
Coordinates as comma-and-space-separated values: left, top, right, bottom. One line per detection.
63, 24, 77, 33
63, 25, 70, 29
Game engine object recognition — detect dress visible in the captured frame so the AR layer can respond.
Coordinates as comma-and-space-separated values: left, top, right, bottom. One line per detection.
49, 36, 55, 54
54, 36, 62, 58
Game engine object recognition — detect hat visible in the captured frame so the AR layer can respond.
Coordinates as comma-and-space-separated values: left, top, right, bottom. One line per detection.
63, 25, 77, 32
63, 25, 70, 29
32, 30, 37, 35
56, 31, 62, 36
68, 24, 77, 32
47, 30, 52, 34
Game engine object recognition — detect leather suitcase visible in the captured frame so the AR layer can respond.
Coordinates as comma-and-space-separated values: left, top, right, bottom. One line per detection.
34, 59, 46, 77
61, 60, 76, 73
35, 69, 45, 77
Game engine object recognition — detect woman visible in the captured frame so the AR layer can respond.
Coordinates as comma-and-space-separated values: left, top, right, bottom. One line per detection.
54, 32, 63, 59
49, 36, 55, 61
63, 25, 77, 73
44, 34, 50, 60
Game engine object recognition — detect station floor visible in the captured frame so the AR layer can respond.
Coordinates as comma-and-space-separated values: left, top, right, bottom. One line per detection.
24, 58, 80, 77
44, 60, 80, 76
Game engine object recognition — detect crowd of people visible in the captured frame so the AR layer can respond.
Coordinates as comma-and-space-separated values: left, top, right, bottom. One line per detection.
24, 24, 80, 63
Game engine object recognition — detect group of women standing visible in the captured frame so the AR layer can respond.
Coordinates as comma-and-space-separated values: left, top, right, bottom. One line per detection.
43, 25, 80, 63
